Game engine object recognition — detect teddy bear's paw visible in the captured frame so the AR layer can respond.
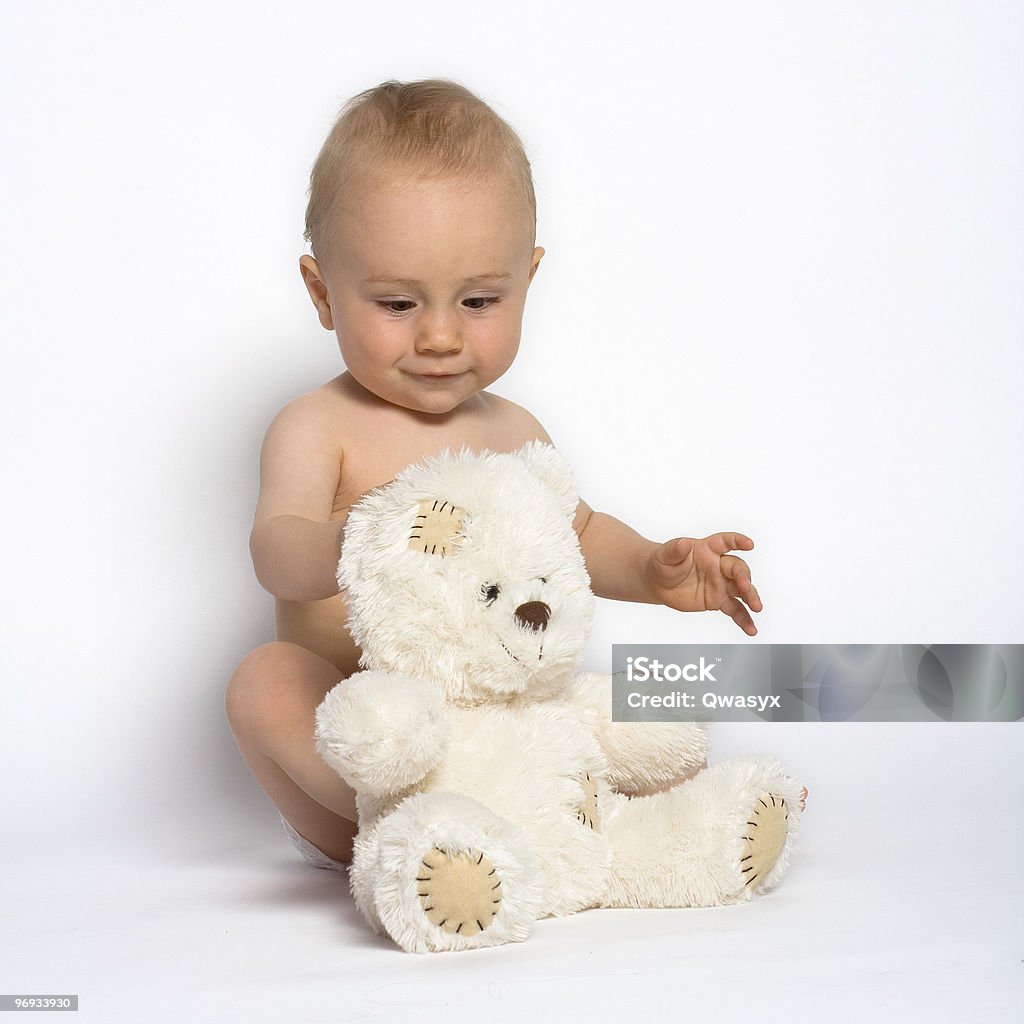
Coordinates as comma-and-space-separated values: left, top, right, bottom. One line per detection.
576, 771, 600, 831
740, 794, 790, 892
417, 847, 502, 937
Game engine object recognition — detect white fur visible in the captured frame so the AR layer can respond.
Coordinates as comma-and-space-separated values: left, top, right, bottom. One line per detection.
570, 672, 711, 794
353, 791, 544, 953
314, 671, 451, 797
314, 443, 804, 953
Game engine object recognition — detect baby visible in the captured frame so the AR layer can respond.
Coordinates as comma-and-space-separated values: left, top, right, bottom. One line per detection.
225, 79, 773, 869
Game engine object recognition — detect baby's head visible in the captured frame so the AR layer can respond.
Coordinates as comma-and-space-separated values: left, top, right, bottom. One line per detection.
299, 79, 544, 416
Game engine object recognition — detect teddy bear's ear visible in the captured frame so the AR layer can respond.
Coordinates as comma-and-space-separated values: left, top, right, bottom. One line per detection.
513, 441, 579, 521
408, 498, 468, 557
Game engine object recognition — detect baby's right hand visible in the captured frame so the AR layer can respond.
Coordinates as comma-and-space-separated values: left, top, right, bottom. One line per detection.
314, 671, 451, 797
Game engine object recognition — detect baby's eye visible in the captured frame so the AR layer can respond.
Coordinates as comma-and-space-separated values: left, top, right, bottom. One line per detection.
462, 296, 500, 312
481, 583, 500, 605
376, 299, 415, 316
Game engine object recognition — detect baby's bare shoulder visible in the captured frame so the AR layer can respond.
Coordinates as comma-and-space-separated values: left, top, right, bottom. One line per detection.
479, 390, 554, 445
263, 378, 348, 451
253, 379, 349, 524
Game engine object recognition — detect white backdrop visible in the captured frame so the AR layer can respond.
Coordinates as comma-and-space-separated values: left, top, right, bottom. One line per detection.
1, 3, 1022, 1014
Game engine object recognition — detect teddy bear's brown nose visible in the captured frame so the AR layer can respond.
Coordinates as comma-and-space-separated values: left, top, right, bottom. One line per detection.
514, 601, 551, 632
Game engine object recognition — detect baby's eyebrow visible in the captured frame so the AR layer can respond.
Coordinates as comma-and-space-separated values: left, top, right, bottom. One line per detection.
362, 272, 512, 285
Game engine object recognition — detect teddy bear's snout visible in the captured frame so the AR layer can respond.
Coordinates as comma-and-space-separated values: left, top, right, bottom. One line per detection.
514, 601, 551, 632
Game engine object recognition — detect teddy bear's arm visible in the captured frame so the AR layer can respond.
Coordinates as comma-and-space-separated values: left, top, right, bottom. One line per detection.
568, 672, 710, 795
314, 671, 452, 798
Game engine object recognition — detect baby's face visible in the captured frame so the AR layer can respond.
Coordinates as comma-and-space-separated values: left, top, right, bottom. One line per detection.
300, 172, 543, 416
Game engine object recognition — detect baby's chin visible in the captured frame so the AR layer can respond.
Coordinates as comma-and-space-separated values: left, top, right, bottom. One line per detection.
395, 393, 475, 416
352, 371, 486, 417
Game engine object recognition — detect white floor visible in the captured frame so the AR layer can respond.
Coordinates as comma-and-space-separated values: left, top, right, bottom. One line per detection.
3, 725, 1021, 1023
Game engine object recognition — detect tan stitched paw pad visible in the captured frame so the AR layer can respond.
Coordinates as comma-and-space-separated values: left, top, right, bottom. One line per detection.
576, 771, 600, 831
740, 794, 790, 891
417, 848, 501, 936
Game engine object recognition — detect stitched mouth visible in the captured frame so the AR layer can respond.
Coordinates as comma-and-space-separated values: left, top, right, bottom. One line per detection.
499, 640, 519, 663
499, 639, 544, 663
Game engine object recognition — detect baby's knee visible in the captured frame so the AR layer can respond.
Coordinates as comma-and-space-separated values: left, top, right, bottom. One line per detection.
224, 642, 305, 738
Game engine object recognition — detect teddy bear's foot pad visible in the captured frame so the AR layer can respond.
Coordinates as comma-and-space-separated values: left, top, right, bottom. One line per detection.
740, 794, 790, 891
576, 771, 600, 831
417, 847, 502, 936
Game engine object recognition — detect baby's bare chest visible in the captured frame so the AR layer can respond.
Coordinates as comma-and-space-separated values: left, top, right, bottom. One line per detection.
327, 397, 542, 520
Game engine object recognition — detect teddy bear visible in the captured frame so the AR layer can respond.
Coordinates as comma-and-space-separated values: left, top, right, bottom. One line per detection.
314, 442, 803, 953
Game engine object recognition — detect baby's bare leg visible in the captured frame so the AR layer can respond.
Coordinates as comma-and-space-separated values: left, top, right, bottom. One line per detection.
225, 641, 357, 863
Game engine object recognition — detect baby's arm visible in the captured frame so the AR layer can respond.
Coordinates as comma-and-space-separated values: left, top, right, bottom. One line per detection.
249, 395, 346, 601
575, 505, 763, 635
524, 414, 762, 635
503, 405, 761, 630
570, 501, 658, 602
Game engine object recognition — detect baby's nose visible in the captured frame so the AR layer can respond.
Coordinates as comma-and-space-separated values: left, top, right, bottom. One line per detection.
415, 312, 462, 353
514, 601, 551, 632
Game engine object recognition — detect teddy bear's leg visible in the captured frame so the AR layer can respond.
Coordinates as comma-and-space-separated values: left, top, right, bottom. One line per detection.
359, 790, 544, 953
600, 754, 803, 909
347, 817, 386, 937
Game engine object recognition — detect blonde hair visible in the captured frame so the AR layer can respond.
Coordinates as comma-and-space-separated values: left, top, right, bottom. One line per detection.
303, 78, 537, 264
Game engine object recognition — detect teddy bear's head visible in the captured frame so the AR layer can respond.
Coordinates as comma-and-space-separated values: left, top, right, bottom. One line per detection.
338, 442, 594, 704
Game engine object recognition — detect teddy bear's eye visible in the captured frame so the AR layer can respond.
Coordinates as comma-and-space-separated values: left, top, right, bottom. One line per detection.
539, 577, 547, 584
481, 584, 500, 605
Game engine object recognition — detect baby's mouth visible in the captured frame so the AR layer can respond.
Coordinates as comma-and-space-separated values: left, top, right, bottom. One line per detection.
407, 369, 467, 380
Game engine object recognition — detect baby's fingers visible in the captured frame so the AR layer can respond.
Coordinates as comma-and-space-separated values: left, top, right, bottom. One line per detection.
722, 596, 758, 636
658, 537, 694, 566
722, 556, 763, 612
708, 532, 755, 554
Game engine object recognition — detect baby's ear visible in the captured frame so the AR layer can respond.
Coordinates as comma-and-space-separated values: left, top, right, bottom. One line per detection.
514, 441, 579, 521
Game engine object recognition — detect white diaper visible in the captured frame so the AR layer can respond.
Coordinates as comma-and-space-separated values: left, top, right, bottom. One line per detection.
279, 814, 349, 872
